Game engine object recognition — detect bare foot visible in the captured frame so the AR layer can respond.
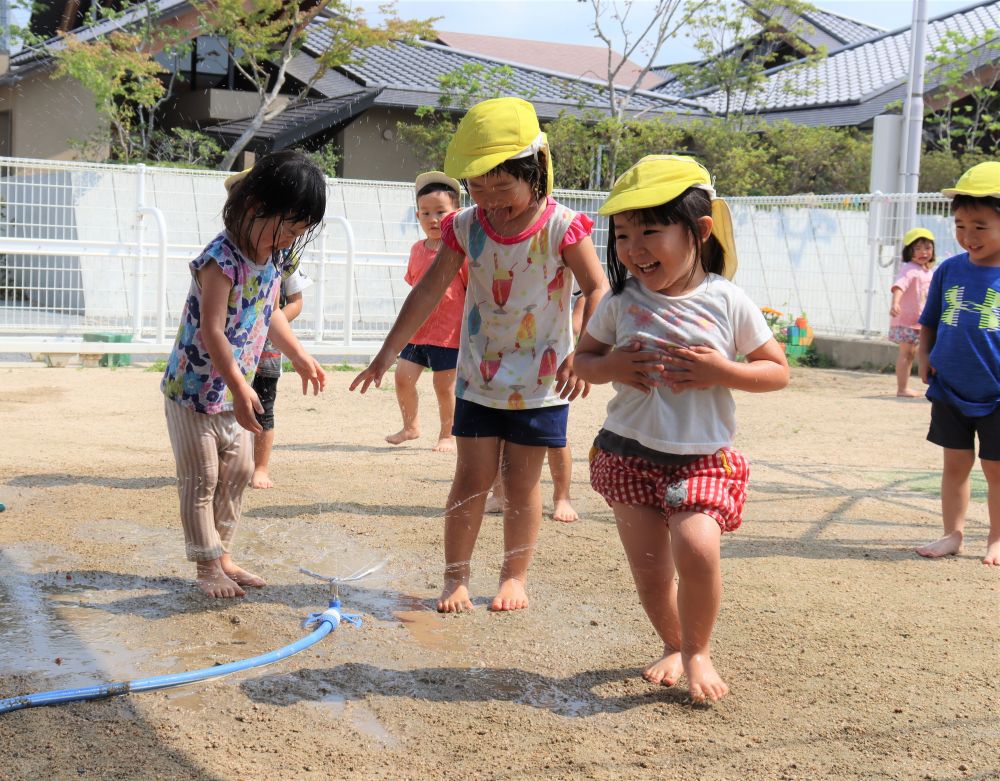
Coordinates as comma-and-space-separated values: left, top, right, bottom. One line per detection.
437, 580, 474, 613
484, 492, 504, 514
915, 531, 963, 558
385, 428, 420, 445
643, 648, 683, 686
983, 538, 1000, 566
490, 578, 528, 612
551, 498, 579, 523
196, 561, 245, 598
683, 652, 729, 703
432, 435, 455, 452
896, 389, 921, 398
250, 468, 274, 489
222, 563, 266, 588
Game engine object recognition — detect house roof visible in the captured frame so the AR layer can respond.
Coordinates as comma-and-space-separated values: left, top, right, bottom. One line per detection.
647, 3, 885, 101
302, 20, 710, 120
802, 7, 883, 47
204, 88, 383, 152
432, 31, 662, 90
689, 0, 1000, 123
6, 0, 191, 75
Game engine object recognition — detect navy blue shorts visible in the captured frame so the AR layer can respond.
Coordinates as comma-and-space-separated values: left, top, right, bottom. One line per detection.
452, 398, 568, 447
399, 343, 459, 372
928, 398, 1000, 460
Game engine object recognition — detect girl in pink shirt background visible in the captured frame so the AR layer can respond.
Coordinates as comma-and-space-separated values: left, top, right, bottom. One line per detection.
889, 228, 936, 397
386, 171, 470, 451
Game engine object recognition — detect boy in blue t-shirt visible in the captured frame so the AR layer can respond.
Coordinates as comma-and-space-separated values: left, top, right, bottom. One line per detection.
917, 161, 1000, 566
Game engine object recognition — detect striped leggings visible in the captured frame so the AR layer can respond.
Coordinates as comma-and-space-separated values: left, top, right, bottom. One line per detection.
164, 398, 254, 561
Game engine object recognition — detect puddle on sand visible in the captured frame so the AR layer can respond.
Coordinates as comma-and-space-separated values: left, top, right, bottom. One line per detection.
390, 595, 455, 652
0, 544, 149, 683
306, 694, 399, 747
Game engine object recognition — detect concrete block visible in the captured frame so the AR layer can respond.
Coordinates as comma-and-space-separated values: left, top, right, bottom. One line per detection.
812, 335, 896, 371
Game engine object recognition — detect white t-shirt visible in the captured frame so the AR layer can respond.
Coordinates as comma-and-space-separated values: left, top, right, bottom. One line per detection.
586, 275, 773, 454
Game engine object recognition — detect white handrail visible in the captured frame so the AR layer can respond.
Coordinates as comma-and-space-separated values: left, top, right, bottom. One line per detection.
137, 205, 168, 343
322, 215, 356, 346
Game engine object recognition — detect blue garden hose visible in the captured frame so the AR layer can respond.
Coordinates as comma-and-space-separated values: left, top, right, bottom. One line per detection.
0, 600, 361, 715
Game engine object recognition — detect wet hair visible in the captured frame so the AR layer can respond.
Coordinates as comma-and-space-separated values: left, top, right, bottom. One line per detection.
462, 149, 549, 203
606, 186, 725, 295
902, 237, 936, 265
223, 150, 327, 264
951, 193, 1000, 216
417, 182, 460, 208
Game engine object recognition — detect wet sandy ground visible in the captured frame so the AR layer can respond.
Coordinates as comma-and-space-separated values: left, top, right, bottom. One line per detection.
0, 364, 998, 781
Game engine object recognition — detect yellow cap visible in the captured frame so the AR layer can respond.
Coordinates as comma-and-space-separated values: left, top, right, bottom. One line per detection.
599, 155, 738, 280
942, 161, 1000, 198
444, 97, 553, 195
223, 167, 252, 192
414, 170, 461, 197
903, 227, 935, 247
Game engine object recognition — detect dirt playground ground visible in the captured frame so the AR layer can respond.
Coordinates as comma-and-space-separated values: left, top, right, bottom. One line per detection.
0, 363, 998, 781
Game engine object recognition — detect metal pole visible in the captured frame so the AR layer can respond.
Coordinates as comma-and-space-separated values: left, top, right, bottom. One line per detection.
136, 206, 168, 344
315, 224, 327, 343
133, 164, 146, 339
899, 0, 928, 230
864, 192, 885, 336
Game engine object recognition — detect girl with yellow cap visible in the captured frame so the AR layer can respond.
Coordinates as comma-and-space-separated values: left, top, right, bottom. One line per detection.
351, 97, 610, 613
574, 155, 789, 703
889, 228, 936, 397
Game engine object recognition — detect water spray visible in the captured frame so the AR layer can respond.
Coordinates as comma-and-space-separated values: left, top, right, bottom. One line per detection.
0, 558, 389, 716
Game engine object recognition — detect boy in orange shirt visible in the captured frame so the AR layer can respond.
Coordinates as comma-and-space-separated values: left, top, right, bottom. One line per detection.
386, 172, 469, 451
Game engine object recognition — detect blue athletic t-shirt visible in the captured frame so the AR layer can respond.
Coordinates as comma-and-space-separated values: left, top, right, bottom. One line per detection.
919, 251, 1000, 416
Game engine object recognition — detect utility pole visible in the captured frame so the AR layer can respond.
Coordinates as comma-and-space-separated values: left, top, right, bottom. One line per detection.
897, 0, 929, 229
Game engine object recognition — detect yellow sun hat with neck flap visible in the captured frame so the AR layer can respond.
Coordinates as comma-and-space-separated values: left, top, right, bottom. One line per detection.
444, 97, 554, 195
223, 167, 252, 192
942, 161, 1000, 198
598, 154, 738, 280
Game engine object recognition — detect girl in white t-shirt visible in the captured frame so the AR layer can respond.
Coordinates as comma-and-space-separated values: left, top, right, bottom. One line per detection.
575, 156, 789, 704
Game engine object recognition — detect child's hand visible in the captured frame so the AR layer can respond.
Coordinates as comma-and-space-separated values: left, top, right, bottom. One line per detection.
350, 351, 393, 394
555, 354, 589, 401
660, 345, 729, 392
602, 341, 666, 394
292, 355, 326, 395
889, 303, 901, 317
233, 385, 265, 434
918, 359, 934, 384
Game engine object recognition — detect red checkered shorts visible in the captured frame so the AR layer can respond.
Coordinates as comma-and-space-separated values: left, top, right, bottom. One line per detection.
589, 446, 750, 533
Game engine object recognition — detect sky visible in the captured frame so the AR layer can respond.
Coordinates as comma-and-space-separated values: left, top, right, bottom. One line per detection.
352, 0, 977, 64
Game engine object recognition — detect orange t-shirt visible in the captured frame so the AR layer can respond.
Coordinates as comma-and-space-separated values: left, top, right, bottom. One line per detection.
406, 239, 469, 349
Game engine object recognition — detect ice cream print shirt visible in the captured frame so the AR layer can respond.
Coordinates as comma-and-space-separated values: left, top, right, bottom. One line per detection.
161, 232, 290, 414
440, 197, 593, 409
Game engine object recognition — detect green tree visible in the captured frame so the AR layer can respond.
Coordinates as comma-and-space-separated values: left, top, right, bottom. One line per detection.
20, 0, 192, 162
764, 122, 871, 193
922, 28, 1000, 155
191, 1, 436, 170
581, 0, 707, 181
394, 62, 523, 171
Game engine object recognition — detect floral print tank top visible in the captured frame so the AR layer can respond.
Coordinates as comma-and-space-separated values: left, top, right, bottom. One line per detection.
161, 232, 293, 414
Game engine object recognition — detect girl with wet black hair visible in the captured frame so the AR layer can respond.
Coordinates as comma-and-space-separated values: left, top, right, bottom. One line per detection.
161, 150, 327, 598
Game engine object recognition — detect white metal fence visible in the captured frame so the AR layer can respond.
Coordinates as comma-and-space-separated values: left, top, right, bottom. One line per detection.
0, 157, 961, 356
